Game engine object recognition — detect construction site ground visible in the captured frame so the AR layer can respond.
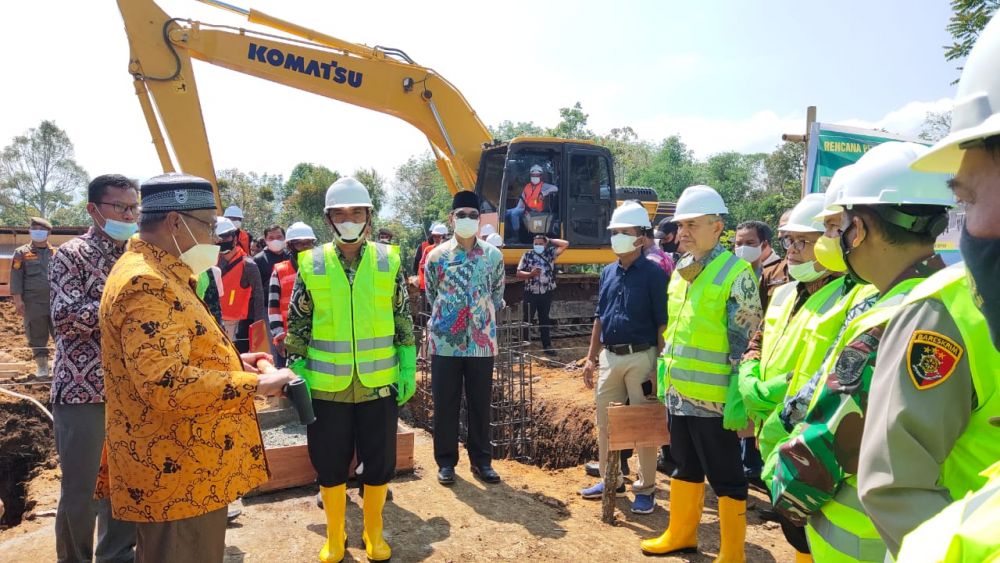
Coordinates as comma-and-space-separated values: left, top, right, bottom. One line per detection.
0, 301, 793, 562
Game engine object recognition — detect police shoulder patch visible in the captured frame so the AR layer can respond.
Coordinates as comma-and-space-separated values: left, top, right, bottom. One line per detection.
906, 330, 964, 390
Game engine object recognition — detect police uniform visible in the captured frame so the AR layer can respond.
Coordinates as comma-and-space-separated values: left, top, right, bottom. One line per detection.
857, 265, 1000, 557
10, 237, 54, 363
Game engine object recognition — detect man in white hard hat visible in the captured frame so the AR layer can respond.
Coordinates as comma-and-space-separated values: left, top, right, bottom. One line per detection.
641, 185, 761, 560
267, 221, 316, 367
215, 217, 267, 354
857, 15, 1000, 559
768, 142, 954, 562
737, 193, 850, 563
223, 205, 252, 254
284, 177, 416, 562
579, 200, 667, 515
505, 163, 559, 244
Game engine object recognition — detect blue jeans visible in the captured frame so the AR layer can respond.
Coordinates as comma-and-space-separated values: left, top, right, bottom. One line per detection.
740, 437, 762, 479
505, 207, 526, 232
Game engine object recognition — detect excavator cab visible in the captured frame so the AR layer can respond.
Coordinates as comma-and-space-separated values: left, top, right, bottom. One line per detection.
476, 138, 616, 249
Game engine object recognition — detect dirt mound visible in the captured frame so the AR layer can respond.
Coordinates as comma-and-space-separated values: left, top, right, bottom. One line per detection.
531, 398, 596, 469
0, 396, 56, 528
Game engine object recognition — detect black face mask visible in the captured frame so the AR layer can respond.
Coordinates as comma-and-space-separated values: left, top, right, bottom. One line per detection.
960, 226, 1000, 350
840, 218, 870, 286
661, 238, 679, 254
219, 240, 235, 252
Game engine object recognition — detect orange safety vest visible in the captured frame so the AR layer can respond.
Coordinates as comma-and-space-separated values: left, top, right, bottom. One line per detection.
273, 260, 297, 331
220, 247, 252, 321
522, 182, 544, 211
236, 229, 251, 254
418, 241, 436, 291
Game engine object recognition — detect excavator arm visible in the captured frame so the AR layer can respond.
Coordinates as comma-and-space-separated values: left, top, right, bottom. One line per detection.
118, 0, 492, 208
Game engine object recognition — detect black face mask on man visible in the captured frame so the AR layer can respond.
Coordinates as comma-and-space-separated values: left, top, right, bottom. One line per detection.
960, 226, 1000, 350
219, 240, 235, 252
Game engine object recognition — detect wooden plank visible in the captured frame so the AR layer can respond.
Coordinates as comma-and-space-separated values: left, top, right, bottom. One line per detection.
254, 430, 415, 494
607, 403, 670, 451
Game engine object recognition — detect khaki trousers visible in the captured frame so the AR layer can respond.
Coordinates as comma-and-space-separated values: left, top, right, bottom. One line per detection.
595, 347, 659, 495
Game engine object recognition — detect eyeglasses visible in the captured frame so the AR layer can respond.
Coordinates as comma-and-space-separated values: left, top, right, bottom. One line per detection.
454, 211, 480, 220
99, 201, 140, 215
177, 212, 214, 230
780, 236, 815, 252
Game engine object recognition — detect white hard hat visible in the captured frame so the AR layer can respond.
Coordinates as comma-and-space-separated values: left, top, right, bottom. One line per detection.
671, 185, 728, 221
913, 14, 1000, 172
784, 193, 828, 233
286, 221, 316, 241
215, 217, 237, 236
324, 177, 373, 211
430, 223, 448, 236
485, 233, 504, 247
831, 142, 955, 210
223, 205, 244, 219
815, 164, 858, 219
480, 224, 497, 237
530, 164, 544, 174
608, 200, 652, 229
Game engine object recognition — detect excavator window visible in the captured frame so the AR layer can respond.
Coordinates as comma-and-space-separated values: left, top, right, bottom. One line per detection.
501, 149, 561, 245
565, 151, 614, 246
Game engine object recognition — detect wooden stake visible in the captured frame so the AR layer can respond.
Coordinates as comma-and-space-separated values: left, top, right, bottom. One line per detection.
601, 449, 620, 524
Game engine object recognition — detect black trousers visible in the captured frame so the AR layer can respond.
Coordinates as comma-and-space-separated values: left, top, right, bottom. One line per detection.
431, 355, 494, 468
306, 396, 399, 487
522, 291, 553, 350
669, 414, 748, 500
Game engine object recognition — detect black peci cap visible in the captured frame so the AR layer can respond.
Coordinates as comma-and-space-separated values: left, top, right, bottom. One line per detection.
140, 173, 216, 213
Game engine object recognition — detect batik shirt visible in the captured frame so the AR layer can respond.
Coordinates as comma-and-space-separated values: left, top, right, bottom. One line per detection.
667, 244, 762, 417
48, 228, 126, 404
284, 243, 414, 403
517, 245, 557, 295
424, 237, 505, 357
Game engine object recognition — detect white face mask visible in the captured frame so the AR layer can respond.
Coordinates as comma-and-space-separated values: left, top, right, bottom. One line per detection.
333, 221, 365, 243
230, 219, 242, 229
29, 229, 49, 242
530, 176, 541, 185
533, 244, 545, 254
610, 233, 638, 254
454, 217, 480, 239
788, 260, 827, 282
735, 244, 762, 264
172, 216, 220, 275
266, 239, 286, 253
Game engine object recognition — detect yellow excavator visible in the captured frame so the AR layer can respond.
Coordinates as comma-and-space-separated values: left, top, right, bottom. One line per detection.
118, 0, 669, 325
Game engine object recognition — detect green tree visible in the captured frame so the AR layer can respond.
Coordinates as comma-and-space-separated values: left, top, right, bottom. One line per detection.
597, 126, 655, 186
389, 154, 452, 270
919, 111, 953, 142
945, 0, 1000, 78
489, 120, 546, 142
217, 168, 281, 237
634, 136, 702, 200
548, 102, 594, 139
281, 163, 340, 239
0, 120, 88, 224
49, 200, 91, 227
352, 167, 387, 217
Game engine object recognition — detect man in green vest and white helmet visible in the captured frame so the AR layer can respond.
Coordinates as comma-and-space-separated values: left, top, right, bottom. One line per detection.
641, 184, 762, 561
285, 177, 417, 563
858, 13, 1000, 561
769, 141, 954, 562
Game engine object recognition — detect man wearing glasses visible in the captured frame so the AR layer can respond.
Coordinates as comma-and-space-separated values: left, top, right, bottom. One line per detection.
424, 191, 505, 485
49, 174, 140, 562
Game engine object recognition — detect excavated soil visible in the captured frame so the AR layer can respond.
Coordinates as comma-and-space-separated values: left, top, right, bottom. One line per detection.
0, 386, 56, 528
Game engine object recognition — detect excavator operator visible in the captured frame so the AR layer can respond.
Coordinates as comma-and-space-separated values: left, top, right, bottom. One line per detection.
505, 164, 559, 244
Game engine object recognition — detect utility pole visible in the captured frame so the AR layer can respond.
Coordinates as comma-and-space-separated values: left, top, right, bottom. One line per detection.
782, 106, 817, 197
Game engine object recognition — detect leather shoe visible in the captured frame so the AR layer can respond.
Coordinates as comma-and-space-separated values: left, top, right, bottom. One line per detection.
471, 465, 501, 483
437, 466, 456, 486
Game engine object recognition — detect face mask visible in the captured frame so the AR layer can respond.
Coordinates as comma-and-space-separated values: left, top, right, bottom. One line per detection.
379, 237, 391, 244
533, 244, 545, 254
266, 239, 286, 253
788, 260, 826, 282
530, 176, 541, 185
333, 221, 365, 243
960, 226, 1000, 349
230, 219, 242, 229
610, 233, 638, 254
172, 216, 220, 275
661, 239, 678, 254
218, 240, 235, 252
95, 208, 137, 242
677, 261, 704, 283
814, 235, 848, 272
734, 244, 762, 264
29, 229, 49, 242
454, 217, 480, 239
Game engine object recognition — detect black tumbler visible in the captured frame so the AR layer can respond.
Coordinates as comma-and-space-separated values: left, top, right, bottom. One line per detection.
284, 377, 316, 425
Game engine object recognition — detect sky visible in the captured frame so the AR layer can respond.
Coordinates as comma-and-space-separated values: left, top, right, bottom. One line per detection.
0, 0, 959, 195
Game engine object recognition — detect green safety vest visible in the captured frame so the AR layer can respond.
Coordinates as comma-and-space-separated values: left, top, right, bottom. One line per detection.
806, 278, 925, 563
297, 241, 400, 393
897, 461, 1000, 563
898, 265, 1000, 500
663, 250, 754, 403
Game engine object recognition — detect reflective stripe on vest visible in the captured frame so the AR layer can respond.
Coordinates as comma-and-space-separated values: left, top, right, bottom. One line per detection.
298, 241, 400, 393
274, 260, 297, 331
663, 251, 754, 403
901, 265, 1000, 500
807, 480, 887, 562
220, 249, 251, 321
758, 281, 800, 381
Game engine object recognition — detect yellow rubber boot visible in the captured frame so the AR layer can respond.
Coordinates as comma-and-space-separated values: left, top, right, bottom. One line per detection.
319, 484, 347, 563
794, 551, 813, 563
640, 479, 705, 555
362, 484, 392, 561
713, 496, 747, 563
